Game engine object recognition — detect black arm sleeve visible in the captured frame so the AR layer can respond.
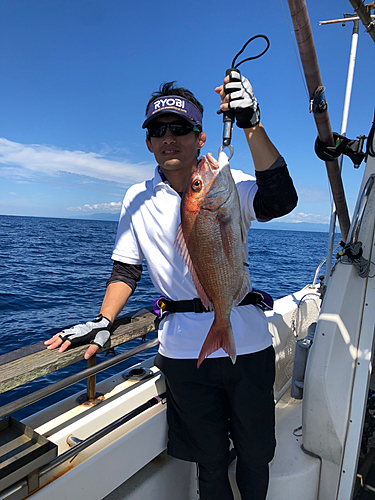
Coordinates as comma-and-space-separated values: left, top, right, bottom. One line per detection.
253, 156, 298, 222
106, 261, 143, 293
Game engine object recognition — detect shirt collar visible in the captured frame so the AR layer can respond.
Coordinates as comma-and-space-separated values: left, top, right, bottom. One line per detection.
152, 165, 169, 192
151, 157, 205, 193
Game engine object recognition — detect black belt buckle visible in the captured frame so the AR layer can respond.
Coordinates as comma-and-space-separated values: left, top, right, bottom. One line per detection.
238, 291, 273, 311
192, 298, 206, 313
253, 292, 264, 305
253, 292, 273, 311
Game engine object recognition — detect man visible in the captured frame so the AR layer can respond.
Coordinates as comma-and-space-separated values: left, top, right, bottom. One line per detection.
46, 71, 297, 499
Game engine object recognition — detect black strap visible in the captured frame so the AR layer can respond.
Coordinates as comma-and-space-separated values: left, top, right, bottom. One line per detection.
231, 34, 270, 69
158, 292, 271, 314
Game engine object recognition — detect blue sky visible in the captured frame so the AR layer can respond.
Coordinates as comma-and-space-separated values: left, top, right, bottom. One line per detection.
1, 0, 374, 226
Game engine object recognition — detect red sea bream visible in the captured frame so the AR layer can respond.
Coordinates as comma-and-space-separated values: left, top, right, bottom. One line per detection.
176, 152, 250, 367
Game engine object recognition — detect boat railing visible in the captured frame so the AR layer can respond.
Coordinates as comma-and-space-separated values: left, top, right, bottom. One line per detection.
0, 306, 160, 419
312, 241, 342, 286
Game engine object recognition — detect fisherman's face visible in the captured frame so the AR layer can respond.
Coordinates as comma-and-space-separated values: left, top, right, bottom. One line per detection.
146, 114, 206, 173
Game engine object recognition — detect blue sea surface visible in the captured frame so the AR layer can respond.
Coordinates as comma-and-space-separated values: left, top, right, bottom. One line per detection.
0, 214, 339, 419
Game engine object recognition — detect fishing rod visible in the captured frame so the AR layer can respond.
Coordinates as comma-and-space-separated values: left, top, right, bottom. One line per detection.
286, 0, 351, 242
218, 34, 270, 160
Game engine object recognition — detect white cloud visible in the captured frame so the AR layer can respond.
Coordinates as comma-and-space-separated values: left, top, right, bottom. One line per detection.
67, 201, 122, 213
280, 212, 331, 224
0, 138, 154, 185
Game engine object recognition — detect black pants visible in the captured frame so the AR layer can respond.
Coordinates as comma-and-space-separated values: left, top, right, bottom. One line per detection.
197, 459, 269, 500
155, 346, 276, 500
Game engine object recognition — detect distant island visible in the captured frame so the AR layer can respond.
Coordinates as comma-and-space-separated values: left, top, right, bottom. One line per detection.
70, 212, 336, 233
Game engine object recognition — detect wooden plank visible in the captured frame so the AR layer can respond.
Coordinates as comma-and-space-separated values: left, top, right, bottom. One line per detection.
0, 310, 159, 395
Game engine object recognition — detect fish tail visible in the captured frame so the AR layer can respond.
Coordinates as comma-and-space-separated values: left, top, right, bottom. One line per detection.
197, 321, 237, 368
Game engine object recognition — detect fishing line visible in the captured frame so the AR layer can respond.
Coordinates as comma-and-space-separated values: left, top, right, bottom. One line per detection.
279, 0, 309, 100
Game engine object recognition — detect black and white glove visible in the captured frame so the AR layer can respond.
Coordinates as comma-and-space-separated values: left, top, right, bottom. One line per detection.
224, 69, 260, 128
59, 314, 112, 348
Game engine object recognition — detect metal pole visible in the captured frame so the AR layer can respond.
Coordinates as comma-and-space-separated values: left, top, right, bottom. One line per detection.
341, 20, 359, 135
319, 14, 375, 25
86, 354, 97, 401
348, 0, 375, 43
324, 19, 359, 286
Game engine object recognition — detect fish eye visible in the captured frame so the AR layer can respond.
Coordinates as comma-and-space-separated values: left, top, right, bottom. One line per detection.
191, 178, 202, 192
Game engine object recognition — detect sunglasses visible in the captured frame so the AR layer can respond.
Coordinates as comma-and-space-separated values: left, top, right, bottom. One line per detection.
147, 121, 200, 138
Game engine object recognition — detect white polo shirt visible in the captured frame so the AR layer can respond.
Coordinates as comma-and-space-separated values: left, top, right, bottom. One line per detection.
112, 166, 272, 359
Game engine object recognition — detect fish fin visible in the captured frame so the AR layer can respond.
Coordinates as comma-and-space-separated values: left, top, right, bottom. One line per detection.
233, 271, 251, 307
175, 224, 213, 311
197, 320, 237, 368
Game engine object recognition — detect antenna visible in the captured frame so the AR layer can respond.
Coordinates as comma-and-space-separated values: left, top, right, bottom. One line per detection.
319, 2, 375, 43
319, 13, 360, 286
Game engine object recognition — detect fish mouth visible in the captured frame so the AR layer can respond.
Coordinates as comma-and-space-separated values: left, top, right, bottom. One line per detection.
206, 152, 228, 173
196, 159, 231, 206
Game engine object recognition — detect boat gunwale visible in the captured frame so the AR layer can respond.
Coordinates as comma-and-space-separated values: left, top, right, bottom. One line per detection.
0, 307, 160, 410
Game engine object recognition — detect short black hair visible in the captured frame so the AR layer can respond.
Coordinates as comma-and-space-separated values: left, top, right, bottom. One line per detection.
145, 81, 204, 117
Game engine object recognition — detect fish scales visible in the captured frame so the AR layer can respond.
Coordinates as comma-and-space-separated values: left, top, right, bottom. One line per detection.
176, 152, 250, 367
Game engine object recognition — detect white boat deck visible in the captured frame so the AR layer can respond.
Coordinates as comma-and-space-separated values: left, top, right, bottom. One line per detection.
21, 287, 323, 500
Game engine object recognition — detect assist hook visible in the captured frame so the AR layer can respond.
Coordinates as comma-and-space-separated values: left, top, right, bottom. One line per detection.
218, 34, 270, 160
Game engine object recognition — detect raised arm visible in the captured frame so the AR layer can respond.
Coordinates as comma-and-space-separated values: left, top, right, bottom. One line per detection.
215, 70, 297, 220
215, 69, 279, 171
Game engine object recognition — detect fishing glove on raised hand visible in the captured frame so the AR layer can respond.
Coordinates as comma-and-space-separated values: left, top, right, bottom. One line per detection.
59, 314, 112, 348
224, 69, 260, 128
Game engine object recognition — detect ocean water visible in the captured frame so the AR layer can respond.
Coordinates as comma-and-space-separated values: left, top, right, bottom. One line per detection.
0, 214, 339, 419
